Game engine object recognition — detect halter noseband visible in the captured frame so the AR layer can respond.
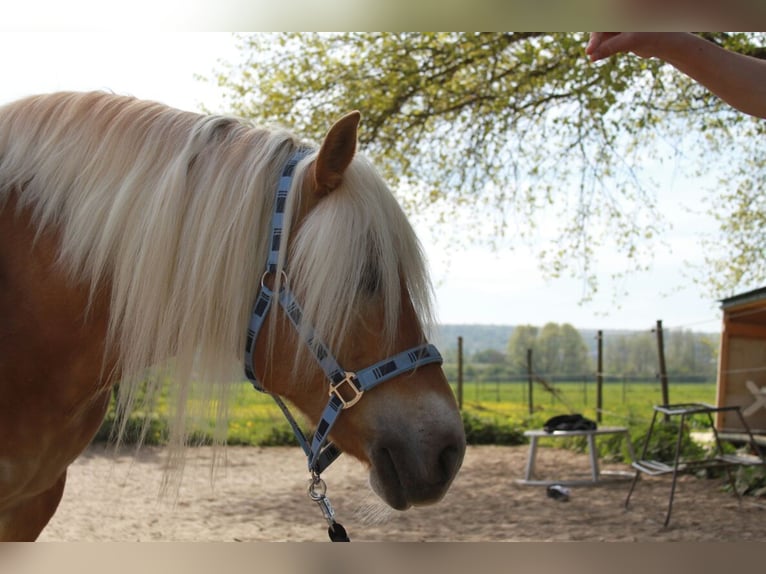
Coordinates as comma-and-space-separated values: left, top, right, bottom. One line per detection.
243, 149, 443, 476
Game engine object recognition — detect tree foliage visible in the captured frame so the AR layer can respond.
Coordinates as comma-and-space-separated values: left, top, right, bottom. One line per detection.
506, 322, 590, 377
506, 324, 538, 372
602, 329, 718, 380
471, 348, 507, 364
212, 32, 766, 299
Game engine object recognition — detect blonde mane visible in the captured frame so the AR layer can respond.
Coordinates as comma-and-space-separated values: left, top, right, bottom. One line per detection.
0, 91, 434, 483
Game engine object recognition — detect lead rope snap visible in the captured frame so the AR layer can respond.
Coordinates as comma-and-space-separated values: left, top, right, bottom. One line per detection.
308, 473, 350, 542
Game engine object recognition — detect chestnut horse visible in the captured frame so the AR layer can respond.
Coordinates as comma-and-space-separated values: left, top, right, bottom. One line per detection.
0, 92, 465, 541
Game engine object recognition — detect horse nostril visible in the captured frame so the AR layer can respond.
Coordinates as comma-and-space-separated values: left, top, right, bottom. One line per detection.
438, 443, 463, 484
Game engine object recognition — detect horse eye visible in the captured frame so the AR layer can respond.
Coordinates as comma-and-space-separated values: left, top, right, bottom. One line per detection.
361, 262, 381, 295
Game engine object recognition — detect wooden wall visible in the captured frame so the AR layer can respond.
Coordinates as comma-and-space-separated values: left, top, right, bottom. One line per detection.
717, 306, 766, 433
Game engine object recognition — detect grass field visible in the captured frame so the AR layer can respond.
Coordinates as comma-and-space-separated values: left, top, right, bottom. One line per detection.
454, 380, 717, 428
97, 379, 718, 448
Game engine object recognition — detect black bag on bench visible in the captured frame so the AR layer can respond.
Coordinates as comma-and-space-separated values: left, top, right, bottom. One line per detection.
543, 413, 597, 433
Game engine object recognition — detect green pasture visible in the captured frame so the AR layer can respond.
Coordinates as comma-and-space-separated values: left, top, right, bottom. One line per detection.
96, 379, 717, 448
95, 382, 307, 446
454, 380, 717, 428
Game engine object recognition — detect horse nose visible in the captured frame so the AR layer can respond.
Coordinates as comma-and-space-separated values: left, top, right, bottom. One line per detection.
369, 423, 466, 510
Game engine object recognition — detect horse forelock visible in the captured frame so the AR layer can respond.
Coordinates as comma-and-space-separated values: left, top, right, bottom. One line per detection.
283, 154, 435, 373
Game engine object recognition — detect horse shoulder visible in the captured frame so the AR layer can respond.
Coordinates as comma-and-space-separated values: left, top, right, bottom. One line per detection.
0, 202, 114, 539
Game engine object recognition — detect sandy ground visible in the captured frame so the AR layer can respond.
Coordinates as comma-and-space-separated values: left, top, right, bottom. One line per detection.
38, 444, 766, 542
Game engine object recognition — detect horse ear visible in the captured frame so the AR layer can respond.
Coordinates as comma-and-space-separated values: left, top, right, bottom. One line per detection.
312, 111, 360, 196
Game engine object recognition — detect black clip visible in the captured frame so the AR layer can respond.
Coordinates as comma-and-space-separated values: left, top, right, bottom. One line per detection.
309, 474, 351, 542
328, 522, 350, 542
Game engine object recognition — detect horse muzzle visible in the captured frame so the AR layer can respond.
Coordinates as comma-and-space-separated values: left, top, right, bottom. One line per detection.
367, 411, 466, 510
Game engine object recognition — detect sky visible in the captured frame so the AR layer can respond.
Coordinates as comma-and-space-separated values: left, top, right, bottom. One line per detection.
0, 32, 733, 333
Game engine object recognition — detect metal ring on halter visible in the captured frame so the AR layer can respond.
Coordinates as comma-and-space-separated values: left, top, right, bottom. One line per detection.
308, 475, 327, 501
260, 269, 289, 291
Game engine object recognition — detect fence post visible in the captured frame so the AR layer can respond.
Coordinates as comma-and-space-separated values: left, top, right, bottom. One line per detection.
655, 319, 670, 420
457, 336, 464, 410
596, 330, 603, 423
527, 348, 534, 415
622, 374, 627, 404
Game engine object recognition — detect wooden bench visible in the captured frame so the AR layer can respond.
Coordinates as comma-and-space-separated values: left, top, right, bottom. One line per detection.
515, 426, 635, 486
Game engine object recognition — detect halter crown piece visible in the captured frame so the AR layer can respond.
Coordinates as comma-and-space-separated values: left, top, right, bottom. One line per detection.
243, 148, 444, 541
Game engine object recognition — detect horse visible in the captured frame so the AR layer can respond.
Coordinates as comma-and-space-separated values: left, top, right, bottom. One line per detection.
0, 91, 465, 541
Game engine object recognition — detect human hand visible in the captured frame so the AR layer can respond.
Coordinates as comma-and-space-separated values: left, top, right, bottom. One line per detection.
586, 32, 663, 62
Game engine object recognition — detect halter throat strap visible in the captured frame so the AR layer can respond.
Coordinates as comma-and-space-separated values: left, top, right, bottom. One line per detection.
243, 149, 443, 475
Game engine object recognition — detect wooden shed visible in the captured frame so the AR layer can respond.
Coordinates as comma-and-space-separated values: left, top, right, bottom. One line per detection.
716, 286, 766, 435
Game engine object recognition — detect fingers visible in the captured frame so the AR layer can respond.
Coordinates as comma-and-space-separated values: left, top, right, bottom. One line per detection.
586, 32, 624, 62
586, 32, 663, 62
586, 32, 608, 58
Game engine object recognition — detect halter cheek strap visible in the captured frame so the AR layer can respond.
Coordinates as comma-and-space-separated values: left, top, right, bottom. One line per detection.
243, 149, 444, 476
278, 282, 442, 471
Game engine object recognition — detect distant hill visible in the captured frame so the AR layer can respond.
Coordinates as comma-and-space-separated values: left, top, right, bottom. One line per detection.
434, 324, 516, 355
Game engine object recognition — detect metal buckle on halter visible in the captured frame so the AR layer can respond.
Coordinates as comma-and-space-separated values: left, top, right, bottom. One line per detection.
329, 372, 363, 409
